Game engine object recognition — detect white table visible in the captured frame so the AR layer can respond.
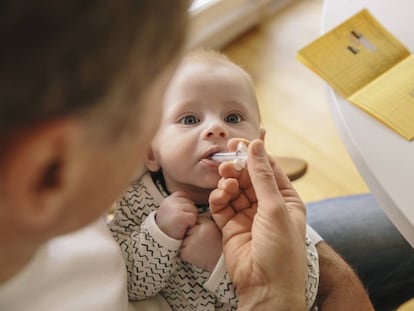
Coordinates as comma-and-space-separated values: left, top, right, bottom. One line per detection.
321, 0, 414, 246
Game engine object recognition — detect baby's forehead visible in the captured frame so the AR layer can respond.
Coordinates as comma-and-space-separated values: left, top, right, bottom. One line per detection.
179, 57, 254, 89
169, 60, 261, 121
175, 60, 255, 97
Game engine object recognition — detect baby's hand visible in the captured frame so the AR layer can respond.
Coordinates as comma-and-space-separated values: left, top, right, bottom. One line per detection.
156, 191, 198, 240
181, 216, 222, 272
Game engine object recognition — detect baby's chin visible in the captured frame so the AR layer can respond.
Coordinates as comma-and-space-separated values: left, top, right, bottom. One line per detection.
200, 174, 221, 189
188, 177, 221, 201
191, 183, 219, 196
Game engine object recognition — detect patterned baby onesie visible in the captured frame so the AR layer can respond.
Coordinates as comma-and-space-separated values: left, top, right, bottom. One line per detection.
109, 172, 319, 310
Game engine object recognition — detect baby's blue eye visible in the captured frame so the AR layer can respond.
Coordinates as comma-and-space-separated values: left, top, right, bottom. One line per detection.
225, 113, 242, 124
180, 115, 199, 125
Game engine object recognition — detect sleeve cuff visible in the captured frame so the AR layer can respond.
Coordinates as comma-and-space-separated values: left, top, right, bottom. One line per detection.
307, 224, 323, 245
204, 254, 226, 292
144, 211, 182, 251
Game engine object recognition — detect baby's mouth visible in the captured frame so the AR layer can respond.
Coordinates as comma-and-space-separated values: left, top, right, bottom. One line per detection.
207, 152, 218, 161
208, 142, 248, 169
200, 147, 224, 162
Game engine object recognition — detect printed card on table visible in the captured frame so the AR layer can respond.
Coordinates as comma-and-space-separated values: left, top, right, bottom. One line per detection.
297, 9, 414, 141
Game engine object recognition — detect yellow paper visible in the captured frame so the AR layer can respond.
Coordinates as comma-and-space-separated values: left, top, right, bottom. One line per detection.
397, 298, 414, 311
297, 9, 414, 141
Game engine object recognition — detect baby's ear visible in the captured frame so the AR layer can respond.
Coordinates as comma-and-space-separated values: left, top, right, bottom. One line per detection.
144, 147, 161, 172
260, 128, 266, 141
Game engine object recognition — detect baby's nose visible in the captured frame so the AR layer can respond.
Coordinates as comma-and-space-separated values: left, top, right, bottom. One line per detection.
204, 123, 228, 139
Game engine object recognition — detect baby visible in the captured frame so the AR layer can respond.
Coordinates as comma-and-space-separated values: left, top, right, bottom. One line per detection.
109, 49, 319, 310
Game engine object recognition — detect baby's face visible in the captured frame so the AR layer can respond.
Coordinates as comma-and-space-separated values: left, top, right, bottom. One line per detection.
148, 59, 261, 203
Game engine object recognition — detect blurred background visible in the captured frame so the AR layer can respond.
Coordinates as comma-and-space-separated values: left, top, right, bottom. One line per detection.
188, 0, 369, 203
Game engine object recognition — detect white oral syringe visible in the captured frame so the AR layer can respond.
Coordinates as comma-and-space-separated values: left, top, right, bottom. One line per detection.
210, 141, 248, 170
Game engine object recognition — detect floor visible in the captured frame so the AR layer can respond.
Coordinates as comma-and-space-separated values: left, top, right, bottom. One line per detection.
223, 0, 369, 203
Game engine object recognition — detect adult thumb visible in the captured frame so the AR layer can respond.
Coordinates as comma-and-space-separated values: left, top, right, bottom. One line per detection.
247, 140, 283, 210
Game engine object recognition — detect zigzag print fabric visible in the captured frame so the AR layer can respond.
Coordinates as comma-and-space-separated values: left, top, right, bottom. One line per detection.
109, 172, 319, 310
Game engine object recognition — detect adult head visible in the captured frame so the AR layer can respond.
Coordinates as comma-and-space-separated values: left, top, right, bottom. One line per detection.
0, 0, 188, 264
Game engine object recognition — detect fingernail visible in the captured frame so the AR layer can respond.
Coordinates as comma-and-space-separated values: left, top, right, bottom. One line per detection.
253, 141, 265, 157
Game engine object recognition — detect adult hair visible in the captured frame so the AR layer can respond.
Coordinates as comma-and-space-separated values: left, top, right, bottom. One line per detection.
0, 0, 189, 142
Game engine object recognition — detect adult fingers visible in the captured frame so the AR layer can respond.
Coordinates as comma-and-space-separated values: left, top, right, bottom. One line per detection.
269, 155, 307, 236
227, 138, 250, 152
209, 178, 238, 229
247, 140, 306, 230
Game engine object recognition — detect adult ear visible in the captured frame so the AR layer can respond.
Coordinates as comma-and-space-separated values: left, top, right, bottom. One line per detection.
0, 118, 83, 233
144, 147, 161, 172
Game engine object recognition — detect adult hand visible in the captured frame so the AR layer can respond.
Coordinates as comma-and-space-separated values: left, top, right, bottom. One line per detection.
156, 191, 198, 240
181, 216, 222, 272
209, 139, 307, 310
